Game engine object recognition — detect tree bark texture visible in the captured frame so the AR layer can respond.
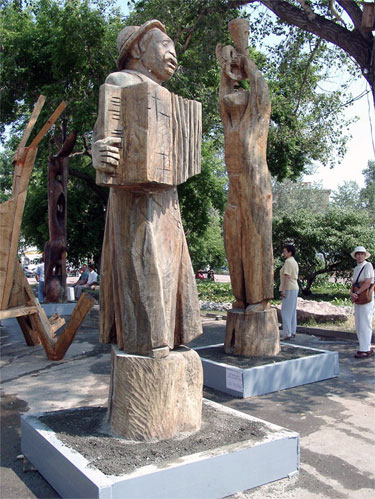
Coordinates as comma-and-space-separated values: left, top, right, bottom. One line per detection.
108, 346, 203, 441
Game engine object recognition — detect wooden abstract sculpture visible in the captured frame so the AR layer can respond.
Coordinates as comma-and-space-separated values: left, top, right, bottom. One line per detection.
44, 132, 77, 303
0, 98, 94, 360
216, 19, 279, 356
93, 20, 203, 440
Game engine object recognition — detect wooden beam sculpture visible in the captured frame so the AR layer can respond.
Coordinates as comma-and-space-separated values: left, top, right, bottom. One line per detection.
44, 131, 77, 303
216, 19, 280, 356
93, 20, 203, 441
0, 98, 95, 360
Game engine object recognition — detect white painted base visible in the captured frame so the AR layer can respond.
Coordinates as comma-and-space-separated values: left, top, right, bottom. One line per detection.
21, 400, 299, 499
196, 343, 339, 398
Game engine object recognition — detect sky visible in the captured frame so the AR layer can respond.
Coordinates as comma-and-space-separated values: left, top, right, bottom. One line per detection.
303, 78, 375, 191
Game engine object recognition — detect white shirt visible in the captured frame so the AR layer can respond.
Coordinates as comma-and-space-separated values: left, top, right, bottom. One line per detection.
36, 263, 45, 282
352, 261, 374, 284
87, 271, 98, 285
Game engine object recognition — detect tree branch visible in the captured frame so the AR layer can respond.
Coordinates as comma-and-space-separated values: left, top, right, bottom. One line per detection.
335, 0, 363, 29
68, 166, 108, 204
226, 0, 373, 78
294, 38, 322, 114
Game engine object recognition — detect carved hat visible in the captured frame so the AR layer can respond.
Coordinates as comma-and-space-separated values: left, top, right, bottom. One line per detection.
116, 19, 166, 70
351, 246, 371, 259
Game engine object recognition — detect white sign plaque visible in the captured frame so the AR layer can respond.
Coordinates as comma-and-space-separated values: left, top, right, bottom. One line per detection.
226, 369, 243, 392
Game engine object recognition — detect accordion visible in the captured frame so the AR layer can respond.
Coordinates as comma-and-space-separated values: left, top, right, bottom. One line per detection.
95, 80, 202, 188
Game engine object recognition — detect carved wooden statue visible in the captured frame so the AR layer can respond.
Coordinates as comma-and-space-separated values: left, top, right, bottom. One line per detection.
92, 20, 203, 441
44, 132, 77, 302
216, 19, 279, 356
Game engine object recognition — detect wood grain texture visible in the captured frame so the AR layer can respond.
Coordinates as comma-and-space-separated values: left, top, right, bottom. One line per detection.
99, 187, 202, 354
0, 147, 37, 310
109, 347, 203, 441
95, 80, 201, 188
51, 293, 96, 360
224, 308, 280, 356
217, 20, 274, 308
217, 20, 279, 356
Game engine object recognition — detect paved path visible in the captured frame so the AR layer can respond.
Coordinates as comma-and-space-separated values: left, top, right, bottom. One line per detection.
1, 314, 374, 498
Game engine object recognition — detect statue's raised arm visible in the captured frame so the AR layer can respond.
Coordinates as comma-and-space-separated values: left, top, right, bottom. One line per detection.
216, 19, 279, 357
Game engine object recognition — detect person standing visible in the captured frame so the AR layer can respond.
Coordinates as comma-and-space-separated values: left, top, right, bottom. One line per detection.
350, 246, 374, 358
280, 244, 299, 340
35, 254, 45, 303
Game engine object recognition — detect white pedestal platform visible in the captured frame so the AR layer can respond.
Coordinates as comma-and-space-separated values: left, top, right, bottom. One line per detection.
21, 399, 299, 499
196, 343, 339, 398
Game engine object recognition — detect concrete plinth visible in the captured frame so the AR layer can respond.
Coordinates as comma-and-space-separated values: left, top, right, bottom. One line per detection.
196, 343, 339, 398
108, 346, 203, 441
225, 308, 280, 356
21, 399, 300, 499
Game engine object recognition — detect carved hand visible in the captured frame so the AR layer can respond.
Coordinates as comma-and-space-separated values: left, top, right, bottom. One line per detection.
92, 137, 121, 174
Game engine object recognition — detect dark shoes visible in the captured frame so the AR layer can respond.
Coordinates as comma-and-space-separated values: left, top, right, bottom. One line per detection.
354, 349, 374, 359
280, 334, 296, 341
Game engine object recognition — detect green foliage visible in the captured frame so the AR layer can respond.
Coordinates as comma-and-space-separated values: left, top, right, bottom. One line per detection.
126, 0, 240, 135
309, 281, 352, 307
246, 5, 358, 179
331, 180, 362, 210
360, 160, 375, 226
0, 0, 363, 267
272, 178, 330, 216
273, 206, 375, 295
179, 140, 227, 269
196, 281, 234, 303
331, 161, 375, 226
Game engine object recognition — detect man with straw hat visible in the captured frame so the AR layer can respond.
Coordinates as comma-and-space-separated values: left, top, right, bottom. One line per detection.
92, 21, 202, 356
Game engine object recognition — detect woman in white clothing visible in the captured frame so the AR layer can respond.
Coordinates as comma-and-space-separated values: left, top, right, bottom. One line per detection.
350, 246, 374, 358
280, 244, 299, 340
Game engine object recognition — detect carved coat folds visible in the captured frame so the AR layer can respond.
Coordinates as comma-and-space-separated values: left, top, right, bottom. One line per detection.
95, 70, 202, 354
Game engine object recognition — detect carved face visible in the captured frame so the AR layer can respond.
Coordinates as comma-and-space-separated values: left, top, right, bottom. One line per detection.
141, 29, 177, 82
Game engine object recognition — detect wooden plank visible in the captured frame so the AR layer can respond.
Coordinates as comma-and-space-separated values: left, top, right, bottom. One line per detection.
14, 95, 46, 161
1, 148, 38, 310
7, 258, 37, 309
28, 309, 55, 358
0, 305, 38, 320
29, 101, 67, 149
0, 199, 15, 307
16, 316, 41, 346
7, 261, 56, 353
49, 314, 65, 335
51, 293, 95, 360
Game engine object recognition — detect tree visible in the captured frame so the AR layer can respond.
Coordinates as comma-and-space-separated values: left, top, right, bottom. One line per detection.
272, 178, 331, 216
1, 0, 359, 263
1, 0, 227, 265
360, 160, 375, 225
231, 0, 374, 106
330, 179, 361, 209
127, 0, 355, 179
273, 206, 375, 295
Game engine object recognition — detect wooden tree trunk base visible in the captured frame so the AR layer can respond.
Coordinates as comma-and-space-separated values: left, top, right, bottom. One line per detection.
224, 308, 280, 357
108, 346, 203, 441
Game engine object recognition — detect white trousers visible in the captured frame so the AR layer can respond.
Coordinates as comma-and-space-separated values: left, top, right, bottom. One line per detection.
281, 289, 298, 336
355, 299, 374, 352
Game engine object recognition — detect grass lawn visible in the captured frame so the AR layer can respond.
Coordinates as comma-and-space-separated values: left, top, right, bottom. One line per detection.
197, 279, 372, 333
